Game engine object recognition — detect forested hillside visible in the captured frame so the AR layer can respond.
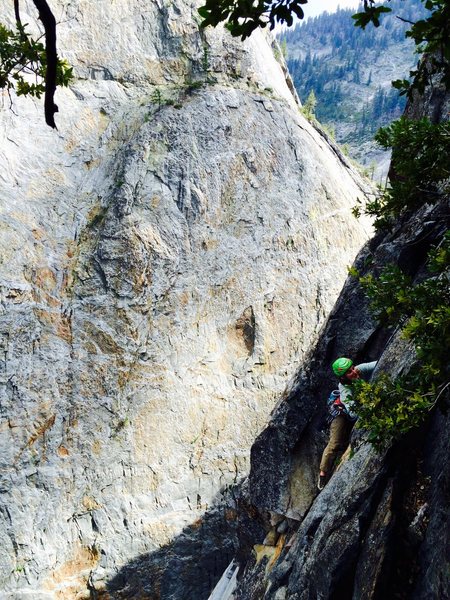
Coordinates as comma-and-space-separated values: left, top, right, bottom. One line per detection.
280, 0, 428, 179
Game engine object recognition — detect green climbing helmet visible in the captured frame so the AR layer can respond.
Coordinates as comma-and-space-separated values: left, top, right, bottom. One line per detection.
332, 357, 353, 377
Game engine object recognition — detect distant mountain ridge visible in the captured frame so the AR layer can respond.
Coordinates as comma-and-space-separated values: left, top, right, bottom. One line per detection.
280, 0, 428, 180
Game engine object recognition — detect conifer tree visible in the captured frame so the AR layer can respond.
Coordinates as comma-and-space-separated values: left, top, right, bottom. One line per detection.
303, 90, 317, 119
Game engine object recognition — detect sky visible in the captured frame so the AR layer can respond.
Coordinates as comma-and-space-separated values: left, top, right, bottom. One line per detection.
273, 1, 362, 33
303, 0, 361, 20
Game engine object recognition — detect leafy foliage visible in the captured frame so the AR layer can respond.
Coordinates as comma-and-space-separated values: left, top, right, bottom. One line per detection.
352, 4, 392, 29
364, 117, 450, 228
352, 375, 435, 447
0, 22, 73, 99
198, 0, 308, 40
350, 46, 450, 446
1, 1, 73, 127
351, 0, 450, 99
351, 232, 450, 446
392, 0, 450, 97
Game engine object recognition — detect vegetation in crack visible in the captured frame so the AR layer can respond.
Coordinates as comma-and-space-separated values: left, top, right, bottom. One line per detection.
330, 1, 450, 450
353, 117, 450, 228
144, 46, 217, 120
349, 231, 450, 447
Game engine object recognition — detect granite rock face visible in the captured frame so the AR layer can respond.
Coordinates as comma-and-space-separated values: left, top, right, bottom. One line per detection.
232, 187, 449, 600
233, 184, 449, 599
0, 1, 371, 597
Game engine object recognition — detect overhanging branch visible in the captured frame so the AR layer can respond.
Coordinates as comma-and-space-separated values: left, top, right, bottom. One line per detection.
14, 0, 22, 25
32, 0, 58, 128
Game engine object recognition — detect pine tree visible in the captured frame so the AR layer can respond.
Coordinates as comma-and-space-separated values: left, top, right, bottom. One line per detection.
303, 90, 317, 119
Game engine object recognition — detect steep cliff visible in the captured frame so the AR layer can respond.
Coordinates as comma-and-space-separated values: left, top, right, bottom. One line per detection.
229, 76, 450, 600
0, 1, 372, 598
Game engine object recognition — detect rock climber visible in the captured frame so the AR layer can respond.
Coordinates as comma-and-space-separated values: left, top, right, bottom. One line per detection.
317, 357, 377, 491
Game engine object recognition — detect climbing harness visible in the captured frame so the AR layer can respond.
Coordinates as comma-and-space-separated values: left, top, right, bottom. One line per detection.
326, 390, 356, 424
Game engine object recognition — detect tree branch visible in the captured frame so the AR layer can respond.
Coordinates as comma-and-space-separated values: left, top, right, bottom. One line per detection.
396, 16, 416, 26
32, 0, 58, 128
14, 0, 22, 25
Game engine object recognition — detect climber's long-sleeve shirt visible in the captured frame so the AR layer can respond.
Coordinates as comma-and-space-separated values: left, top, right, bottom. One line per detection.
339, 361, 377, 419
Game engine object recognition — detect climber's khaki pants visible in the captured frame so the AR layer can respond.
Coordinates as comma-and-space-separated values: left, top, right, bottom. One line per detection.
320, 415, 354, 474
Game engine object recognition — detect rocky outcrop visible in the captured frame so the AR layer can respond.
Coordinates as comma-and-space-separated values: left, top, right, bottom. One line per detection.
0, 1, 372, 597
231, 137, 449, 600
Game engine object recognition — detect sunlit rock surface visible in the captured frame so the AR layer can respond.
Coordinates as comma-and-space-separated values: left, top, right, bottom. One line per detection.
0, 1, 371, 597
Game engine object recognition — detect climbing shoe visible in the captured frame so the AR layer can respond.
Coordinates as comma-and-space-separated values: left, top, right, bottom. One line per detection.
317, 473, 328, 491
